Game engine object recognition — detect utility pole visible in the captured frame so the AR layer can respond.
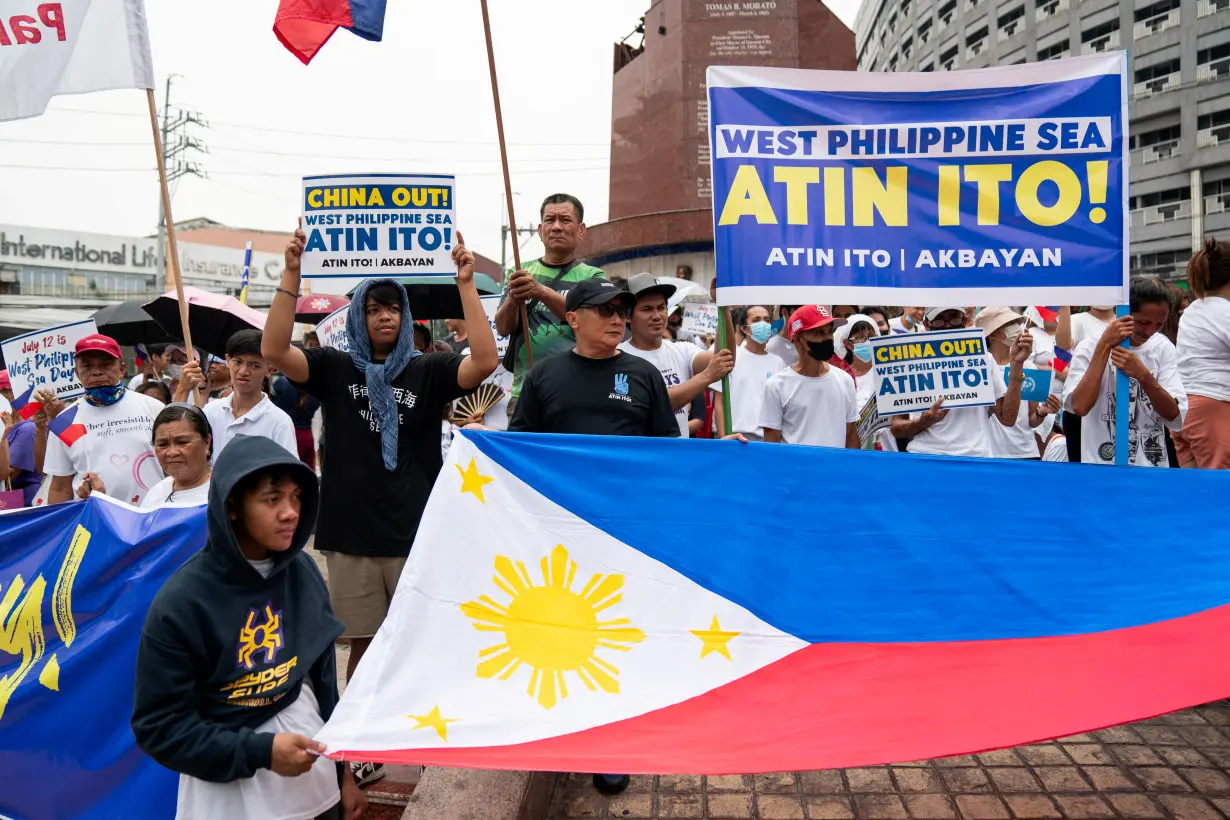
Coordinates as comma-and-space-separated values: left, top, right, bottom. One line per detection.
501, 221, 537, 271
156, 75, 208, 291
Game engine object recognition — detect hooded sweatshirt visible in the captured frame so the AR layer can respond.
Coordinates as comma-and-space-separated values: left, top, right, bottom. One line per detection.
131, 435, 344, 783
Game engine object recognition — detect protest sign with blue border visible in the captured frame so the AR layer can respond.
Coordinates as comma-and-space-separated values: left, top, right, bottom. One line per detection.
300, 172, 456, 279
707, 54, 1128, 307
2, 319, 98, 402
870, 328, 996, 416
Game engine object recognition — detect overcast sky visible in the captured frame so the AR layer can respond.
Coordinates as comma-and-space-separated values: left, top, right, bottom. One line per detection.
0, 0, 858, 266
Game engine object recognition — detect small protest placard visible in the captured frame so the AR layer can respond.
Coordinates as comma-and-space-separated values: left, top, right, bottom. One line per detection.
300, 173, 456, 279
3, 319, 98, 401
316, 306, 350, 352
1004, 366, 1053, 403
481, 295, 510, 357
869, 328, 995, 416
856, 396, 890, 450
681, 302, 718, 338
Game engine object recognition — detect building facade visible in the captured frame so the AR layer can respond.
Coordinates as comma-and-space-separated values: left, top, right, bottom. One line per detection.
583, 0, 857, 284
854, 0, 1230, 283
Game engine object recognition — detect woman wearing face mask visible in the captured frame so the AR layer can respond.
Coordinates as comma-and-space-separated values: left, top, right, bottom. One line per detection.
765, 305, 800, 365
975, 308, 1060, 459
835, 314, 898, 451
713, 305, 788, 440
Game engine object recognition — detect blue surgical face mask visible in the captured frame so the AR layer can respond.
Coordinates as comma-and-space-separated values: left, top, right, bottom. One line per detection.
770, 317, 785, 335
853, 341, 873, 362
749, 321, 773, 344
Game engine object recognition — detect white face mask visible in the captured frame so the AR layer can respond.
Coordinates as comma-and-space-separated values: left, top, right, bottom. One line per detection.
1002, 324, 1024, 346
168, 363, 184, 380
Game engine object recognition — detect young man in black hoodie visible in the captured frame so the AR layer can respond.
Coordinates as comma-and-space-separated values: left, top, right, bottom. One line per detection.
132, 435, 366, 820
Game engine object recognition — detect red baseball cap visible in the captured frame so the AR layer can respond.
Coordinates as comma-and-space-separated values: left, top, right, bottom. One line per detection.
788, 305, 845, 339
75, 334, 122, 359
0, 370, 10, 390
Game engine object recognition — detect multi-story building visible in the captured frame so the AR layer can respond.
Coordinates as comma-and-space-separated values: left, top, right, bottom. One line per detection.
854, 0, 1230, 283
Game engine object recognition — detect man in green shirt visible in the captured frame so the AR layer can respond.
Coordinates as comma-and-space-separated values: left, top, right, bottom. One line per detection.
495, 193, 605, 402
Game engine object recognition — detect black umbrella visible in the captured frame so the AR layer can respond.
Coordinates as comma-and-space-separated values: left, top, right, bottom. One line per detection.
91, 300, 177, 346
142, 287, 265, 356
345, 274, 501, 319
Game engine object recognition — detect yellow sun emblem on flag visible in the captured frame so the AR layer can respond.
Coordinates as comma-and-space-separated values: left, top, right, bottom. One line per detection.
460, 545, 645, 710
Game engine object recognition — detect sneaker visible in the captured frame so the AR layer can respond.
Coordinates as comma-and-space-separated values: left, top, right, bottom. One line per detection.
592, 774, 630, 795
351, 761, 386, 787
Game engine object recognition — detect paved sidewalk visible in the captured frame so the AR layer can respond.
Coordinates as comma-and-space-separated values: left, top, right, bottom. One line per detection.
550, 703, 1230, 820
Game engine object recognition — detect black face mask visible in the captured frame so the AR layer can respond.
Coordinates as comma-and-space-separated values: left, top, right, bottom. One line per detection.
806, 339, 835, 361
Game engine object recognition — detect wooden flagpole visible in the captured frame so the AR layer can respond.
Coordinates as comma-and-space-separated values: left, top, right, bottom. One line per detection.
145, 88, 195, 360
479, 0, 533, 368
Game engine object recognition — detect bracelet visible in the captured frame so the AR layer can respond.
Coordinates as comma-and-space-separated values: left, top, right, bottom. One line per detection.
276, 287, 299, 299
1011, 373, 1026, 383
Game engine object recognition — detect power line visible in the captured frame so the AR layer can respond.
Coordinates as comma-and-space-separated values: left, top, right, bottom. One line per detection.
38, 105, 608, 147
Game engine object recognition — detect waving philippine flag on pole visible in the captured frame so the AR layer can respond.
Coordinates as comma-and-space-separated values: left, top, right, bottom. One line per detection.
317, 432, 1230, 773
272, 0, 388, 64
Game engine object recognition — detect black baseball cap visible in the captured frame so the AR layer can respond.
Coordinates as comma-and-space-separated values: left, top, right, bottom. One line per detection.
565, 278, 636, 312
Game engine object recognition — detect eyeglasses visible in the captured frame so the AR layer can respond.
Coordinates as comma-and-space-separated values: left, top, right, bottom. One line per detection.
585, 303, 632, 319
929, 315, 965, 329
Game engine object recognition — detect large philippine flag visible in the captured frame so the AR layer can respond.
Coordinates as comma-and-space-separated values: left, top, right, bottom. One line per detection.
317, 431, 1230, 773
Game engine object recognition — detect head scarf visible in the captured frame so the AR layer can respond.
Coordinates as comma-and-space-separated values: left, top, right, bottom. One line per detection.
833, 313, 878, 360
346, 279, 420, 470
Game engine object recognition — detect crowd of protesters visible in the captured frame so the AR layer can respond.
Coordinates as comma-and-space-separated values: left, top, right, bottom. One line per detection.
2, 193, 1229, 818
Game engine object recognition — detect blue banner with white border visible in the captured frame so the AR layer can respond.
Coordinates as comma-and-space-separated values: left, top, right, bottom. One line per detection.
707, 55, 1129, 307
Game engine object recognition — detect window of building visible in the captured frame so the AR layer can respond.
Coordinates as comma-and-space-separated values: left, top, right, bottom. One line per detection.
901, 36, 914, 59
1135, 57, 1182, 81
918, 17, 933, 42
1037, 40, 1070, 60
998, 5, 1025, 39
938, 0, 957, 26
1081, 18, 1120, 52
1198, 43, 1230, 83
940, 43, 959, 68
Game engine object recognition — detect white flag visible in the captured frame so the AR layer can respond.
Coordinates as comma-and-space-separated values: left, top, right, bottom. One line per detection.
0, 0, 154, 121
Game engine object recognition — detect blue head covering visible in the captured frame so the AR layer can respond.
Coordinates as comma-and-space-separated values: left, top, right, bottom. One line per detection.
346, 279, 421, 470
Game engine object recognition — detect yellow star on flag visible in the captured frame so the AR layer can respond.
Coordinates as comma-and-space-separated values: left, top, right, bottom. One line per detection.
455, 458, 494, 503
691, 615, 741, 661
406, 705, 459, 742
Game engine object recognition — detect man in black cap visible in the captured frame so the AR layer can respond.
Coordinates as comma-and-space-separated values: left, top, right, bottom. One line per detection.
508, 277, 678, 437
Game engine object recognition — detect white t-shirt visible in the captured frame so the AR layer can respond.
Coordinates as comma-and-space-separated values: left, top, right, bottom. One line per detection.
1028, 328, 1056, 368
204, 394, 298, 465
1070, 311, 1111, 350
1042, 434, 1069, 462
711, 348, 788, 439
906, 355, 1008, 458
44, 391, 165, 505
765, 334, 799, 366
618, 339, 706, 438
140, 476, 210, 508
1177, 296, 1230, 402
760, 366, 858, 448
175, 681, 338, 820
889, 316, 921, 334
1062, 333, 1187, 467
986, 362, 1040, 459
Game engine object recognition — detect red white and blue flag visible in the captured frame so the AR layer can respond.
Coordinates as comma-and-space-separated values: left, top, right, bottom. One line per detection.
49, 405, 87, 448
1053, 345, 1073, 375
9, 385, 42, 421
273, 0, 388, 65
133, 342, 149, 370
317, 432, 1230, 772
1034, 306, 1062, 322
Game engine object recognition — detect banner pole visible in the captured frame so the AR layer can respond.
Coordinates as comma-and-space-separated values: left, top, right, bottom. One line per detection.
145, 88, 195, 360
238, 241, 253, 305
717, 306, 734, 436
1114, 304, 1130, 466
479, 0, 532, 368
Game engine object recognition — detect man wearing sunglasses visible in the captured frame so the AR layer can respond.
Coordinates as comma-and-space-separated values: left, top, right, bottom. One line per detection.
509, 277, 678, 438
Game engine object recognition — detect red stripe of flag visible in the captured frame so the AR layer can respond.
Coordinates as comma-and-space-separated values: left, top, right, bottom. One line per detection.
1035, 306, 1061, 322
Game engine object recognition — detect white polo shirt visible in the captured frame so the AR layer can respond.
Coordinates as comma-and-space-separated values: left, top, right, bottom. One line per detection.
203, 393, 298, 465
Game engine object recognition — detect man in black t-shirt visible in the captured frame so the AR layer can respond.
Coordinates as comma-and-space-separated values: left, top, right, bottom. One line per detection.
263, 229, 498, 785
509, 278, 678, 438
